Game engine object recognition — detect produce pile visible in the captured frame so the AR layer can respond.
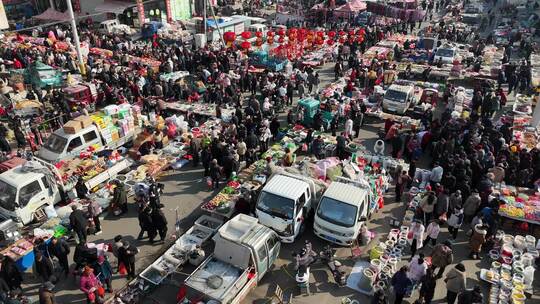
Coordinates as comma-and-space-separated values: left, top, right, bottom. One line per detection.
201, 181, 241, 213
499, 192, 540, 223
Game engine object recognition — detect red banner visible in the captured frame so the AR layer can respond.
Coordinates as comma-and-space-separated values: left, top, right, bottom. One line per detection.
136, 0, 145, 25
165, 0, 172, 23
72, 0, 81, 13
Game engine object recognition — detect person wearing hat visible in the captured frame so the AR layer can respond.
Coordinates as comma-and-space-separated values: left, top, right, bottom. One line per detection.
151, 204, 168, 242
38, 281, 56, 304
93, 256, 113, 293
75, 177, 88, 200
118, 241, 138, 280
79, 266, 101, 304
47, 236, 70, 277
69, 205, 88, 245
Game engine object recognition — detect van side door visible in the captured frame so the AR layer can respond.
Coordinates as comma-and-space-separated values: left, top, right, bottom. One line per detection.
66, 136, 83, 157
82, 129, 101, 149
254, 241, 269, 278
294, 193, 307, 236
266, 233, 280, 265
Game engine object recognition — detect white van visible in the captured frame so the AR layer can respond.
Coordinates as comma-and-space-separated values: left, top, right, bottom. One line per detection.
382, 83, 418, 115
314, 181, 370, 246
39, 125, 103, 163
248, 24, 268, 37
99, 20, 119, 34
434, 46, 457, 64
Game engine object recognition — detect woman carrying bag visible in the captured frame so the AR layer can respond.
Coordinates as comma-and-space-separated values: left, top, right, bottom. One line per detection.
80, 266, 104, 304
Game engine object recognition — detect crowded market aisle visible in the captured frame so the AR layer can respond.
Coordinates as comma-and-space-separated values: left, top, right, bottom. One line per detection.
0, 0, 538, 303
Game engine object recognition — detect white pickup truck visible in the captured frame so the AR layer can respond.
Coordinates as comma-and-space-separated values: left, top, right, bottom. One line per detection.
0, 157, 131, 224
38, 123, 140, 163
256, 172, 324, 243
184, 214, 280, 304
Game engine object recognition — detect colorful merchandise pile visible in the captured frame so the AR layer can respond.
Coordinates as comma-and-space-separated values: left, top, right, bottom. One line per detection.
498, 188, 540, 224
480, 232, 537, 302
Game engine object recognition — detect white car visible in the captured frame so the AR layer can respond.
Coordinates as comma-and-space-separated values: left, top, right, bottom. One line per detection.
434, 47, 456, 64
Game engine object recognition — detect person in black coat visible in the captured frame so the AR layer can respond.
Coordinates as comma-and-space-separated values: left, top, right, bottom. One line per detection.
74, 177, 88, 199
151, 205, 168, 242
0, 256, 22, 290
209, 159, 221, 189
201, 146, 212, 177
47, 237, 70, 276
137, 206, 157, 243
117, 241, 138, 280
33, 253, 53, 283
69, 205, 88, 244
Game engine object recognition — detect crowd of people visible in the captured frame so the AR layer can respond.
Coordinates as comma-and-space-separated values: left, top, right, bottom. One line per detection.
0, 0, 536, 302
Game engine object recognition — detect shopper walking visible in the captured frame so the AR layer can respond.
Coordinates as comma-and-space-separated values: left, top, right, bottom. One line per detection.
88, 200, 103, 235
118, 241, 138, 280
445, 263, 466, 304
79, 266, 102, 304
391, 266, 412, 304
93, 256, 113, 293
395, 171, 411, 202
151, 204, 168, 242
47, 237, 70, 277
418, 267, 437, 304
137, 206, 156, 243
111, 181, 128, 215
33, 253, 54, 283
38, 281, 56, 304
469, 224, 488, 259
408, 220, 424, 257
69, 205, 88, 244
424, 220, 441, 247
419, 191, 436, 225
447, 206, 464, 239
431, 240, 453, 278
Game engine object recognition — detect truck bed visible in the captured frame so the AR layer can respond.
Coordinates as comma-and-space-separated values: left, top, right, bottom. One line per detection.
185, 256, 248, 302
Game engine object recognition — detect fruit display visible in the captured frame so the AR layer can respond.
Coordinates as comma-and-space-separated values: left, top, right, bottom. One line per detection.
201, 193, 231, 211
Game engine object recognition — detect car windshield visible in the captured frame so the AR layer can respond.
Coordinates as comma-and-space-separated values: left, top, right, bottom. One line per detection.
385, 89, 408, 102
436, 48, 455, 57
257, 191, 295, 219
0, 180, 17, 211
43, 134, 67, 154
317, 197, 358, 227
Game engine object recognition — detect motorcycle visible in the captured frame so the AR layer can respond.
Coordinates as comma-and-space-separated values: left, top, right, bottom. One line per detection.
293, 241, 317, 291
320, 245, 347, 286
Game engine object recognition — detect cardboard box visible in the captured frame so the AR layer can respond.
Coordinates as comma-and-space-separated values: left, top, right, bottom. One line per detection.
63, 120, 81, 134
74, 115, 93, 128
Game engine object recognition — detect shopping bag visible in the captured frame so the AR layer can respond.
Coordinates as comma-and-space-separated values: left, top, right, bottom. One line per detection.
97, 286, 105, 297
118, 262, 127, 275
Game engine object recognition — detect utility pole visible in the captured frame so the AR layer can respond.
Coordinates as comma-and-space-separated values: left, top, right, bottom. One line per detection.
66, 0, 85, 75
203, 0, 207, 39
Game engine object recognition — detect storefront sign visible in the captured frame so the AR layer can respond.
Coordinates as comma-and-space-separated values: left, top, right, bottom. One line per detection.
136, 0, 145, 24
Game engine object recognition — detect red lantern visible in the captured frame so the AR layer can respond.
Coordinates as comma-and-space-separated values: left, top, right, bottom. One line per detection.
267, 36, 274, 44
279, 36, 285, 43
255, 31, 263, 38
277, 28, 286, 36
241, 41, 251, 50
223, 31, 236, 43
241, 31, 251, 40
356, 36, 364, 43
316, 31, 324, 37
348, 37, 354, 44
267, 31, 275, 37
327, 39, 335, 46
316, 37, 324, 45
348, 30, 355, 36
339, 37, 345, 44
357, 28, 366, 36
338, 30, 346, 36
328, 31, 336, 38
299, 28, 308, 37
